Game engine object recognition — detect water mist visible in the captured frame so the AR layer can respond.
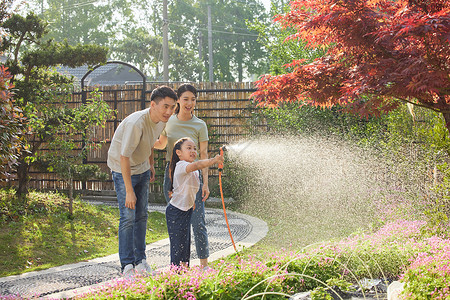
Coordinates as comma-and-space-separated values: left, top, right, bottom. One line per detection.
223, 135, 390, 249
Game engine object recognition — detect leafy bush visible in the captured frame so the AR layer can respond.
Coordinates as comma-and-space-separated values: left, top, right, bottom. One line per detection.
401, 243, 450, 299
0, 65, 24, 181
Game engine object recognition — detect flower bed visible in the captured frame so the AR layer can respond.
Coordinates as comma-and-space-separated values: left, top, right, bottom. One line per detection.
70, 219, 450, 299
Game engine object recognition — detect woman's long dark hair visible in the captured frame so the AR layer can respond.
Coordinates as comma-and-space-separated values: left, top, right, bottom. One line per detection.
174, 84, 197, 115
168, 137, 192, 192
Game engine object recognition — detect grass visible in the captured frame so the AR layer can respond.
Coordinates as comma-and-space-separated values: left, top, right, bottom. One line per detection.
0, 189, 168, 277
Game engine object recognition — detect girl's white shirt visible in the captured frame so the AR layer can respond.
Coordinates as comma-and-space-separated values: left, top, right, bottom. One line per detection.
170, 160, 200, 211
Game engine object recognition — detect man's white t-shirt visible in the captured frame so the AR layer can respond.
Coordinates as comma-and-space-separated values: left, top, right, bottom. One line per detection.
170, 160, 200, 211
107, 108, 165, 175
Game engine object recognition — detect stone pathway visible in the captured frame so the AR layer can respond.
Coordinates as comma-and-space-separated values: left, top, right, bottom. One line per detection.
0, 205, 268, 299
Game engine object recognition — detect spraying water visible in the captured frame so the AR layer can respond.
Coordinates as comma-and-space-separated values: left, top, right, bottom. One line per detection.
223, 135, 391, 249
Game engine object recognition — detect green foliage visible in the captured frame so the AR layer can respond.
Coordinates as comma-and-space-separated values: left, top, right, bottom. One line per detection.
310, 279, 354, 300
255, 102, 385, 142
247, 6, 326, 76
325, 277, 353, 292
22, 0, 271, 81
1, 12, 109, 198
310, 286, 332, 300
252, 102, 450, 224
111, 29, 203, 81
0, 65, 25, 181
282, 254, 342, 291
31, 89, 113, 215
36, 89, 113, 181
221, 155, 259, 200
402, 258, 450, 299
34, 0, 136, 47
0, 0, 13, 23
167, 0, 269, 81
422, 162, 450, 237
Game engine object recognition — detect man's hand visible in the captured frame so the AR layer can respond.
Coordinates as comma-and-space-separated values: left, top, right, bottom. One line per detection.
150, 164, 156, 183
125, 191, 137, 209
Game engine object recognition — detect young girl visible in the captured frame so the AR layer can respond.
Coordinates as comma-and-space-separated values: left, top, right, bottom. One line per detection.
166, 137, 224, 267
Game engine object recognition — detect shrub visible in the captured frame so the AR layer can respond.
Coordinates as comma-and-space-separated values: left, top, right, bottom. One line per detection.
401, 240, 450, 299
0, 65, 24, 181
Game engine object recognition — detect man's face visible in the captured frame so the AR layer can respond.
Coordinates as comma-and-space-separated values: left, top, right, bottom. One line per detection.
151, 97, 177, 123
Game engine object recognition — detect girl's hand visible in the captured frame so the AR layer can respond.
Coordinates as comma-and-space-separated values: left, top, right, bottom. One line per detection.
213, 154, 224, 165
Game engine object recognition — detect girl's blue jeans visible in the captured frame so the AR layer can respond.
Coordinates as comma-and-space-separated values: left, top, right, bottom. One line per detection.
163, 163, 210, 260
166, 203, 193, 266
112, 170, 150, 270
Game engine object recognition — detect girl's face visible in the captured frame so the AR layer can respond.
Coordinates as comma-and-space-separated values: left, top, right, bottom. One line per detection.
177, 91, 196, 114
176, 139, 198, 162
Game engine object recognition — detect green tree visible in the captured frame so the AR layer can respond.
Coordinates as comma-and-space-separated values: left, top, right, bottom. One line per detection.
0, 65, 25, 182
1, 12, 109, 200
168, 0, 269, 81
23, 0, 136, 48
111, 28, 204, 81
248, 2, 326, 76
37, 90, 111, 217
0, 0, 24, 182
252, 0, 450, 136
0, 0, 13, 23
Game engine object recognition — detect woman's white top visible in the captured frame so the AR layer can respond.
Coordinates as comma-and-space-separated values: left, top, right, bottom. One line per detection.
170, 160, 200, 211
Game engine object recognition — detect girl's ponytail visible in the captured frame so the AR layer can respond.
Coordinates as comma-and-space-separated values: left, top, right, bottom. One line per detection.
168, 137, 191, 192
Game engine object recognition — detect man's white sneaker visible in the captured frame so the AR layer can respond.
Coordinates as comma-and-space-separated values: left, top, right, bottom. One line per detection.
135, 259, 154, 275
122, 264, 135, 279
202, 266, 213, 272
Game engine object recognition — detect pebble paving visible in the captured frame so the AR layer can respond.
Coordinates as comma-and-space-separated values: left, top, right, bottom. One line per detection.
0, 205, 264, 299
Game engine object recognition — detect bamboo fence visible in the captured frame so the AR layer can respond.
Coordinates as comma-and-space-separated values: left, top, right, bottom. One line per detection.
20, 82, 267, 193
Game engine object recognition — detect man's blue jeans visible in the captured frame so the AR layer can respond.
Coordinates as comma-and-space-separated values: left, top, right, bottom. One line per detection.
112, 170, 151, 270
163, 163, 210, 260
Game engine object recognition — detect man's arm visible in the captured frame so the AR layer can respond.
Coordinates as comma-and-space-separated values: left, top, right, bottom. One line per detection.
149, 148, 156, 182
120, 155, 136, 209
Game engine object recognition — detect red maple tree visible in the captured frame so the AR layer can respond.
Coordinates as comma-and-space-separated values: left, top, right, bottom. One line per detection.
252, 0, 450, 135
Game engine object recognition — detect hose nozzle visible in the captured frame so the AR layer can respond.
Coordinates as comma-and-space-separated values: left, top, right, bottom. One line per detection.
218, 145, 226, 172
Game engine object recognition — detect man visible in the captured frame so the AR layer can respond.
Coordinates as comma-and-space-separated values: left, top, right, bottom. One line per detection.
107, 86, 177, 278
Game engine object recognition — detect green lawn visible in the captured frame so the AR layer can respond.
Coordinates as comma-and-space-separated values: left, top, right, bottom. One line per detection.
0, 189, 168, 277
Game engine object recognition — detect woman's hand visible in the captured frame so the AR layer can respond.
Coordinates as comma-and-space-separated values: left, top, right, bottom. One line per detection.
202, 184, 210, 202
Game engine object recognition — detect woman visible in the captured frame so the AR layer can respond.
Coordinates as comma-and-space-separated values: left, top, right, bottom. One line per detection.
154, 83, 211, 270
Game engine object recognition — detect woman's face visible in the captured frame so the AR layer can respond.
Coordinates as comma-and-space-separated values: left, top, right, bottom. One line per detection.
177, 91, 196, 114
176, 139, 198, 163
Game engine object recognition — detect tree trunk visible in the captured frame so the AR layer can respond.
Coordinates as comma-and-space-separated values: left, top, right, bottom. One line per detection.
442, 112, 450, 139
69, 177, 73, 217
16, 158, 30, 202
237, 39, 243, 82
